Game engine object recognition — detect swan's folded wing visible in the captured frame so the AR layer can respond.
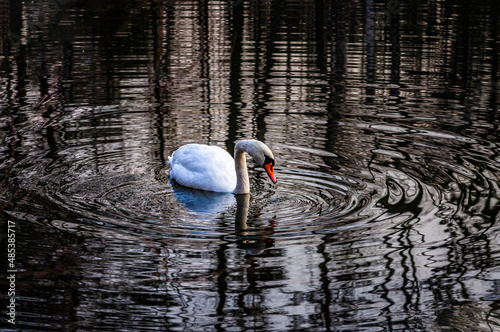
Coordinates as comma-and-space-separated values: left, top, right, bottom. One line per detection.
169, 144, 237, 192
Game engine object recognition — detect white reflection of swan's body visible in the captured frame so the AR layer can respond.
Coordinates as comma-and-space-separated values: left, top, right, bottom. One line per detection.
168, 139, 276, 194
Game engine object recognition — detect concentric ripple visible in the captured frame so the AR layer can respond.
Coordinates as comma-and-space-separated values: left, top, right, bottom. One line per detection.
15, 151, 380, 244
255, 168, 378, 233
6, 129, 385, 250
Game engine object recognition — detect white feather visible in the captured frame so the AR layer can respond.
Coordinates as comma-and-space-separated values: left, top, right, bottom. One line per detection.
168, 144, 237, 192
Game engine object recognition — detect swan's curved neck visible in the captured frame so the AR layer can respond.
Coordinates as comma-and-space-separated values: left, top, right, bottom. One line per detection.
233, 144, 250, 194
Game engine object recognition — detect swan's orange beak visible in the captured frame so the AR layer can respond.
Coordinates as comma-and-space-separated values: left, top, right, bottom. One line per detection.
264, 162, 277, 184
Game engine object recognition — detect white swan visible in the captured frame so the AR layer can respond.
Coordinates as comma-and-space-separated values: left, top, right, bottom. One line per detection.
168, 139, 276, 194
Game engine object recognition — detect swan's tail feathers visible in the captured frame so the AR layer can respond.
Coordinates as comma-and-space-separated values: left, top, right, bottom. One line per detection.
167, 154, 173, 165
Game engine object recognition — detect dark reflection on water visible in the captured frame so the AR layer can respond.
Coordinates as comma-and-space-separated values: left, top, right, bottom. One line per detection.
1, 0, 500, 331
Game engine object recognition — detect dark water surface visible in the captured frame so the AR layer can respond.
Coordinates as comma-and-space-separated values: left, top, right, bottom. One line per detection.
1, 0, 500, 331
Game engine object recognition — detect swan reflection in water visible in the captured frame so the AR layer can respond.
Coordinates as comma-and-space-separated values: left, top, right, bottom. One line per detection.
171, 182, 275, 255
234, 194, 275, 256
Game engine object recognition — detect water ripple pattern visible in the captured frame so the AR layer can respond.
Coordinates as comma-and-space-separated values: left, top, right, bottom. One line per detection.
13, 114, 385, 246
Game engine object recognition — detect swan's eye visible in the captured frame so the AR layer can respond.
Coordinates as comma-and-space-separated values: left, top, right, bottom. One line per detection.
263, 155, 275, 167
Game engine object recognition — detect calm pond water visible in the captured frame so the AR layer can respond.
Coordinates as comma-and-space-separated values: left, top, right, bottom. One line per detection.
1, 0, 500, 331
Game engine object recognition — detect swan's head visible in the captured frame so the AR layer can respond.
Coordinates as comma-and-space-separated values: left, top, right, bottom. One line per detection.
236, 139, 277, 184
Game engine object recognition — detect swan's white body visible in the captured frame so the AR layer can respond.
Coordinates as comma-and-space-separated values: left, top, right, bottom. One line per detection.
168, 139, 276, 194
168, 144, 237, 192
